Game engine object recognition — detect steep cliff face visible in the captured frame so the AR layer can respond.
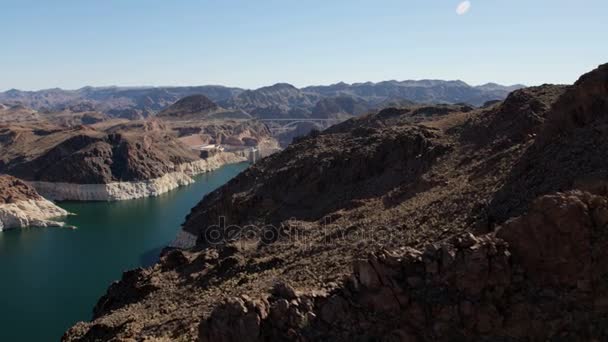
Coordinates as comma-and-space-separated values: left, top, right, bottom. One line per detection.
64, 64, 608, 341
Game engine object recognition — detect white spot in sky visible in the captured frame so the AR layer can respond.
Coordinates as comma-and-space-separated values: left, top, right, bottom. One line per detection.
456, 1, 471, 15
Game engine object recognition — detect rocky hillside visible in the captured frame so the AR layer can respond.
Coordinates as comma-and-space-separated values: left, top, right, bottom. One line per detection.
0, 121, 198, 184
0, 97, 278, 200
199, 190, 608, 341
311, 96, 372, 119
158, 95, 252, 121
0, 102, 111, 127
64, 64, 607, 341
0, 103, 44, 123
158, 95, 220, 117
489, 64, 608, 222
0, 92, 278, 200
220, 83, 320, 119
0, 120, 251, 201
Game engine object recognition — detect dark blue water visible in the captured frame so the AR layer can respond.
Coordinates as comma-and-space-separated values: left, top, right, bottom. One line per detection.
0, 163, 248, 341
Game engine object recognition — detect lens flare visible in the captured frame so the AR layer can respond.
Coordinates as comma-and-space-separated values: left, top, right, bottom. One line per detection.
456, 1, 472, 15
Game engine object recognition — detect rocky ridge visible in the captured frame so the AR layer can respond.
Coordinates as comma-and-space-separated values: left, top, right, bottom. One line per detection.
64, 64, 608, 340
1, 80, 522, 121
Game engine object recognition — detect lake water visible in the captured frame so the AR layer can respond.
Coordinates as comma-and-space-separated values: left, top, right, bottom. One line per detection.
0, 163, 248, 341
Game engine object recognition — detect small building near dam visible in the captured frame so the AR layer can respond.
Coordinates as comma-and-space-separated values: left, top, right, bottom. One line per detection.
192, 144, 260, 163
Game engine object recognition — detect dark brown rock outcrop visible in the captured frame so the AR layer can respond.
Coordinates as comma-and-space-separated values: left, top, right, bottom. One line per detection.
0, 174, 42, 204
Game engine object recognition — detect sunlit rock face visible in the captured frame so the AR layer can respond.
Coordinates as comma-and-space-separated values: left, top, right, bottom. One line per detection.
0, 175, 68, 230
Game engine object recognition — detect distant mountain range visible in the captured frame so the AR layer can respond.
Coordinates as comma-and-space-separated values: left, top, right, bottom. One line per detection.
0, 80, 524, 120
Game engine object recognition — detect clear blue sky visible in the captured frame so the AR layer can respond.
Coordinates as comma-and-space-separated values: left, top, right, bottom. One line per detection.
1, 0, 607, 91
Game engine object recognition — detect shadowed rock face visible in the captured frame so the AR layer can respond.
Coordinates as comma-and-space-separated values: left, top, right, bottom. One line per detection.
16, 132, 193, 183
490, 64, 608, 222
543, 63, 608, 138
157, 94, 253, 121
63, 64, 608, 341
459, 84, 568, 147
311, 96, 372, 119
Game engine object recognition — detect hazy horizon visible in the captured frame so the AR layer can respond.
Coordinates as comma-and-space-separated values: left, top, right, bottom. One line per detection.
0, 78, 528, 93
2, 0, 607, 91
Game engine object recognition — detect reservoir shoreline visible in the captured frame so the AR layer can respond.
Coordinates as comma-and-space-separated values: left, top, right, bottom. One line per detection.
28, 152, 246, 202
0, 163, 248, 342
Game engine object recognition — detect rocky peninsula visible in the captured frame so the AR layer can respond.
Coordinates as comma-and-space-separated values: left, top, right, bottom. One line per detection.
0, 175, 68, 230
